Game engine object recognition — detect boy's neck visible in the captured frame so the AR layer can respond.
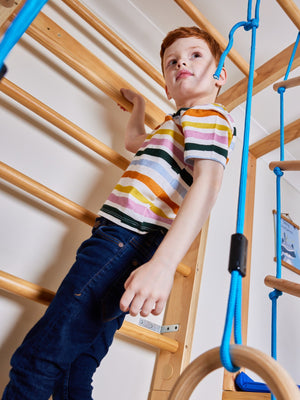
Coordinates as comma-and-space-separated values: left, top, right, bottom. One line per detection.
175, 95, 217, 110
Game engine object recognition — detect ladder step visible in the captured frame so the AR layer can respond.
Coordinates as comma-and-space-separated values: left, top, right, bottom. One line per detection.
269, 160, 300, 171
273, 76, 300, 91
264, 275, 300, 298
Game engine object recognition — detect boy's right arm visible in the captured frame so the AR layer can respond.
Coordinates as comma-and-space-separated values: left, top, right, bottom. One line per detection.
121, 88, 147, 153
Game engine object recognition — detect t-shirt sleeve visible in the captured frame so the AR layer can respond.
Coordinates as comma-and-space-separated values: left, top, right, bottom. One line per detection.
181, 106, 236, 168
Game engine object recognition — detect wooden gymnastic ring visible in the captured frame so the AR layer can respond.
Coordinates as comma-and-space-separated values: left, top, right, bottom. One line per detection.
168, 345, 300, 400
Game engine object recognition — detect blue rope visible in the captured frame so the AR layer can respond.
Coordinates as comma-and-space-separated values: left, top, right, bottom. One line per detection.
215, 0, 261, 372
283, 32, 300, 81
0, 0, 48, 72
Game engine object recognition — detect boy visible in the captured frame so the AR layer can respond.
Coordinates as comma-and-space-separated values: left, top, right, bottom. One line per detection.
2, 26, 235, 399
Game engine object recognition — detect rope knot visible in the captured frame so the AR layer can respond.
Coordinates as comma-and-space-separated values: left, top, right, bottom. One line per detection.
277, 86, 286, 94
274, 166, 284, 177
269, 289, 282, 301
244, 18, 259, 31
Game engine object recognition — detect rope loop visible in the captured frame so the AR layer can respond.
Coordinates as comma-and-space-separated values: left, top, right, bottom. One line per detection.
274, 166, 284, 177
244, 18, 259, 31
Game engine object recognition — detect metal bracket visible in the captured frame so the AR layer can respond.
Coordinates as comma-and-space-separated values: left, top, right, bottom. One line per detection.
138, 318, 179, 334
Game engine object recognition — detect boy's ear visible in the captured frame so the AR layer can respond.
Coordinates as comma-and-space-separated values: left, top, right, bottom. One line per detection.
165, 85, 172, 100
215, 67, 227, 88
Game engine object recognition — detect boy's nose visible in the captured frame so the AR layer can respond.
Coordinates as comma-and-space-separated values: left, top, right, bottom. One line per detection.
177, 59, 187, 68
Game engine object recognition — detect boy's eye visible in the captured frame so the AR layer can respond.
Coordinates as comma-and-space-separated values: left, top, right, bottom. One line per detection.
168, 59, 177, 66
191, 52, 201, 59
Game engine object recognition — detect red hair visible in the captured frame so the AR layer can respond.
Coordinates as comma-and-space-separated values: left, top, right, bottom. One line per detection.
160, 26, 222, 74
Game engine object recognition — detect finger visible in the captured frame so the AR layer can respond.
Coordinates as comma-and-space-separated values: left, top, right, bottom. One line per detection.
123, 273, 134, 290
128, 295, 145, 317
151, 299, 165, 316
140, 298, 155, 317
119, 288, 135, 312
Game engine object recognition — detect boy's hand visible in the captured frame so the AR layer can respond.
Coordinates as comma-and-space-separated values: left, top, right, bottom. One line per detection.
119, 260, 174, 317
118, 89, 145, 112
120, 88, 144, 104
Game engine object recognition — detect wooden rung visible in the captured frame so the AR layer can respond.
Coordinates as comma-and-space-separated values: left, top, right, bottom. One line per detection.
177, 262, 192, 277
0, 161, 98, 226
223, 392, 270, 399
26, 13, 165, 130
276, 0, 300, 30
273, 76, 300, 91
0, 270, 179, 352
269, 160, 300, 171
264, 275, 300, 298
173, 0, 253, 77
61, 0, 165, 88
0, 162, 188, 276
0, 78, 130, 171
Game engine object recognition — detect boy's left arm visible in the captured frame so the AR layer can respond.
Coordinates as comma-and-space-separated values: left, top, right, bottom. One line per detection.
120, 158, 224, 317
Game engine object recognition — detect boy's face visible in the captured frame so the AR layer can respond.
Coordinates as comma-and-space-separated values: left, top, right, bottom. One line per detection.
163, 37, 226, 109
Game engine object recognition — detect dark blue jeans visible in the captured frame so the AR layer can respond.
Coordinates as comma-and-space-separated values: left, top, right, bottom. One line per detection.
2, 217, 165, 400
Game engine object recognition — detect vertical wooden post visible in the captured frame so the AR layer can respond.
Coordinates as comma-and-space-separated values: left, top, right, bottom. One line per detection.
148, 219, 210, 400
222, 152, 257, 394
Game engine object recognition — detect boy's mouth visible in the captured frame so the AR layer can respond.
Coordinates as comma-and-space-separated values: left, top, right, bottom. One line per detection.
176, 70, 193, 81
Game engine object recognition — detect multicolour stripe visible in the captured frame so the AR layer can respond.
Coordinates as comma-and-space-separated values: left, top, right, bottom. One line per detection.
99, 104, 236, 234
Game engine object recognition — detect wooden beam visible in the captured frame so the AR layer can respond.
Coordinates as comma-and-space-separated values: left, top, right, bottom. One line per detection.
276, 0, 300, 30
269, 160, 300, 171
250, 119, 300, 158
149, 219, 209, 398
173, 0, 251, 77
265, 275, 300, 298
273, 76, 300, 91
61, 0, 165, 88
26, 13, 165, 129
249, 119, 300, 158
0, 269, 179, 353
218, 42, 300, 111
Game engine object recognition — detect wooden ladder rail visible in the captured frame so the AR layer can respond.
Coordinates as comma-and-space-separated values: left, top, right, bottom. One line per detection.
0, 270, 178, 353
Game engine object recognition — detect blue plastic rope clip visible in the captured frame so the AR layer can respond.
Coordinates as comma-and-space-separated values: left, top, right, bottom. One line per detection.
228, 233, 248, 277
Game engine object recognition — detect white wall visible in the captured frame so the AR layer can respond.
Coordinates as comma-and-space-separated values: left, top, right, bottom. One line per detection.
1, 3, 300, 399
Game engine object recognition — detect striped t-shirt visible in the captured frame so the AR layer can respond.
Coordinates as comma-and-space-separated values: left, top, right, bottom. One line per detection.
99, 103, 236, 234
